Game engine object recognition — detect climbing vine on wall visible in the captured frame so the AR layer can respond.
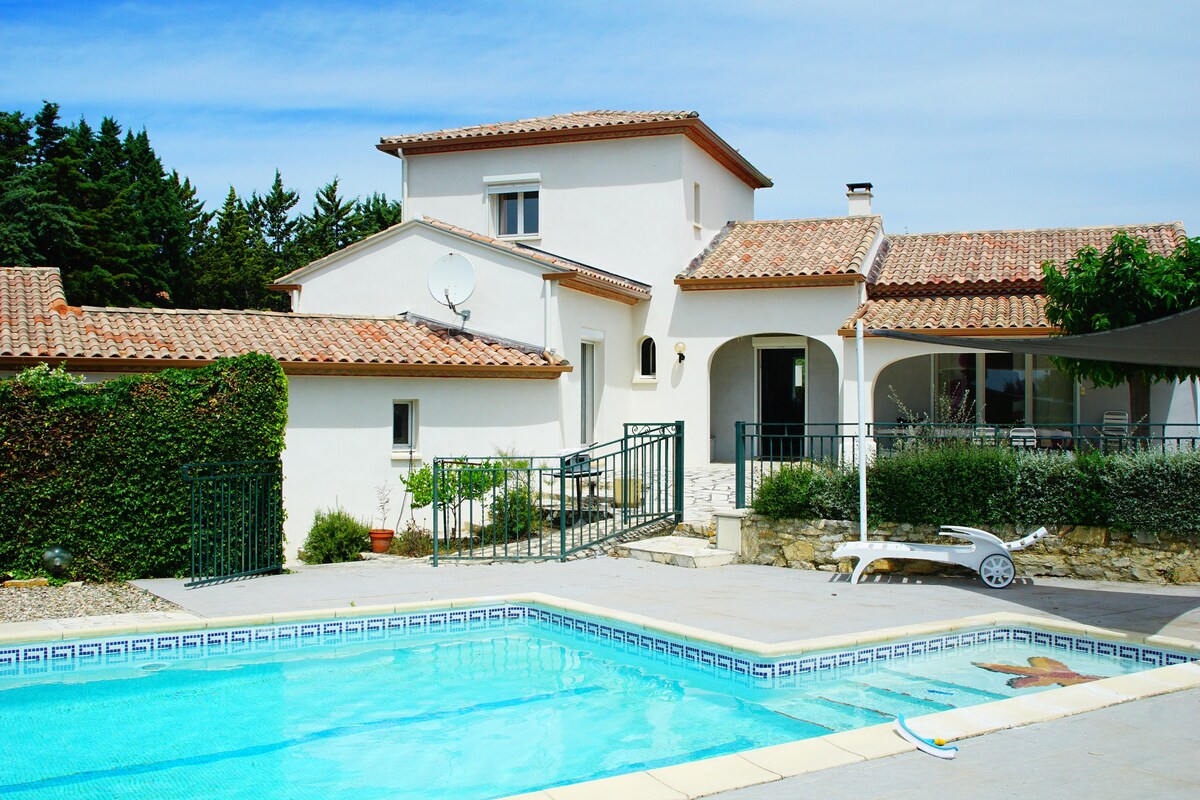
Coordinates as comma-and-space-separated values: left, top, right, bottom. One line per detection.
0, 354, 288, 580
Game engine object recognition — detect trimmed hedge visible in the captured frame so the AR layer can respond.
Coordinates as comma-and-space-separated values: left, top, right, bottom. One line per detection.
753, 446, 1200, 534
0, 355, 287, 580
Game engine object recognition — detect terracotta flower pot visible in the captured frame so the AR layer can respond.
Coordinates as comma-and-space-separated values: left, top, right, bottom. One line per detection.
369, 529, 394, 554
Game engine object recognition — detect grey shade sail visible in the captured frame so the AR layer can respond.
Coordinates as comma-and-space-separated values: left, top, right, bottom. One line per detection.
871, 306, 1200, 369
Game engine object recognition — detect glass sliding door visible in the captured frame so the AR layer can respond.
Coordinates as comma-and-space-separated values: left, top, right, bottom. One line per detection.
931, 353, 1076, 426
983, 353, 1026, 425
934, 353, 978, 422
1031, 355, 1074, 425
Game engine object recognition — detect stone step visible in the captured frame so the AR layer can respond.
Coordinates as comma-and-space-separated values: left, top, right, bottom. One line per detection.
614, 535, 736, 568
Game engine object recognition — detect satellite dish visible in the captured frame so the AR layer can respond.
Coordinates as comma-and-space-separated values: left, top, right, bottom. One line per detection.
428, 253, 476, 308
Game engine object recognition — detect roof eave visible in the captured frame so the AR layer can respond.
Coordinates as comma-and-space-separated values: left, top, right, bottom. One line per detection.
0, 355, 572, 379
541, 272, 650, 304
380, 118, 771, 190
674, 274, 864, 291
837, 326, 1059, 339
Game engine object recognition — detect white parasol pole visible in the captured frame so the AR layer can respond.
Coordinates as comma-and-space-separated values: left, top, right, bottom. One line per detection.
856, 320, 868, 541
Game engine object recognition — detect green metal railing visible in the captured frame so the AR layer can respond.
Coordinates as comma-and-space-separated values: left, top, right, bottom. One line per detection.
181, 459, 284, 587
432, 422, 684, 564
734, 421, 1200, 508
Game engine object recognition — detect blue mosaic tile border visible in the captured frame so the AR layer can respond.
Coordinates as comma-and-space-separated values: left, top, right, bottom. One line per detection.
1, 603, 1195, 684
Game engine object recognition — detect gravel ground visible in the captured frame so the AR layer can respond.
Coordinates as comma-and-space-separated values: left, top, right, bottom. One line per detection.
0, 582, 182, 623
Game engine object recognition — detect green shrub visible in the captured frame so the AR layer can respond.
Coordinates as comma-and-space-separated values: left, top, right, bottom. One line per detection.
868, 443, 1017, 525
298, 509, 369, 564
390, 525, 434, 558
752, 445, 1200, 534
0, 355, 287, 581
1101, 450, 1200, 533
753, 464, 822, 519
752, 462, 857, 520
486, 484, 540, 542
1010, 450, 1105, 526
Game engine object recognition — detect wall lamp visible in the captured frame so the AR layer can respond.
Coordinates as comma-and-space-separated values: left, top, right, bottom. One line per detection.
674, 342, 687, 363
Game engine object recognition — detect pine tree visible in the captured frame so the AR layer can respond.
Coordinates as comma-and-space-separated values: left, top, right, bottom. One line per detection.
0, 106, 77, 267
168, 173, 213, 308
250, 170, 300, 281
194, 188, 273, 309
298, 177, 357, 260
353, 192, 403, 239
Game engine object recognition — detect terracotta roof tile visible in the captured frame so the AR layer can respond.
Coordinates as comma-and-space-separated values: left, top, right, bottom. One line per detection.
418, 217, 651, 300
0, 268, 563, 375
378, 111, 772, 189
380, 111, 699, 146
870, 222, 1186, 293
273, 218, 649, 304
677, 216, 881, 286
842, 293, 1052, 334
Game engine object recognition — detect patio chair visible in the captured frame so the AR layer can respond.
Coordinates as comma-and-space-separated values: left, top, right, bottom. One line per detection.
832, 525, 1048, 589
972, 425, 998, 445
1009, 426, 1038, 449
1100, 410, 1130, 453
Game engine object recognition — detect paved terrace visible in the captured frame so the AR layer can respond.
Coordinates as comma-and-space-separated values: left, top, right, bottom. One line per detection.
109, 559, 1200, 799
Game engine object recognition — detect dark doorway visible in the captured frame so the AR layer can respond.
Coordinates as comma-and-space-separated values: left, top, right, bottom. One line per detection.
759, 348, 806, 459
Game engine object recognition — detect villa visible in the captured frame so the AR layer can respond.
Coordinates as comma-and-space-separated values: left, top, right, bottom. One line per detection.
1, 110, 1196, 559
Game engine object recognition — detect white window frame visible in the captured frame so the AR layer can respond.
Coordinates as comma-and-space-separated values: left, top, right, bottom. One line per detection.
391, 400, 420, 460
484, 173, 540, 240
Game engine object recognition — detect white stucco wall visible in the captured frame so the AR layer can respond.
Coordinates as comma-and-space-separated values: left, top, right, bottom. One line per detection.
554, 290, 636, 447
282, 374, 563, 562
288, 226, 554, 348
625, 285, 859, 464
403, 135, 755, 288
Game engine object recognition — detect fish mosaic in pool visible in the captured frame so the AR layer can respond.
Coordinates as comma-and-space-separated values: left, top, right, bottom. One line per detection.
0, 604, 1194, 800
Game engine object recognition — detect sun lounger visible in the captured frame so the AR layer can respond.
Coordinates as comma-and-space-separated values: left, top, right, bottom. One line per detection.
832, 526, 1048, 589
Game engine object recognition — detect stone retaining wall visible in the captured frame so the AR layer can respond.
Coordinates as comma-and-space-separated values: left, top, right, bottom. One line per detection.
739, 516, 1200, 584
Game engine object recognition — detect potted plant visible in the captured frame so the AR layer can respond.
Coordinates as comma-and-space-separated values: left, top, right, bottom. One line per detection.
369, 483, 396, 553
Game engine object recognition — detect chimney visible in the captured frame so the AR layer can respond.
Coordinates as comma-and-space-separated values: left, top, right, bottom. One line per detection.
846, 182, 873, 216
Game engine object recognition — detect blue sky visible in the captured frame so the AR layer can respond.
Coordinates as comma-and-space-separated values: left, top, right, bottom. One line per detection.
3, 0, 1197, 235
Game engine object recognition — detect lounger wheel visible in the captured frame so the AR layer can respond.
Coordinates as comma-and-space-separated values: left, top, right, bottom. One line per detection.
979, 553, 1015, 588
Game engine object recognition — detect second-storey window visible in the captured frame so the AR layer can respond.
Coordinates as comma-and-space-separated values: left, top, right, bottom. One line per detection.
496, 190, 539, 237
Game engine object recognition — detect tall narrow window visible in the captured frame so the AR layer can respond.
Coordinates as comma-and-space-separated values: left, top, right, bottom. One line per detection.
639, 337, 657, 378
580, 343, 596, 444
693, 182, 701, 229
392, 401, 414, 448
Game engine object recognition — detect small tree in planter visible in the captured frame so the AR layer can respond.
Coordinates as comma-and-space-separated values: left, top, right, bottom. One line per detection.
368, 483, 395, 553
401, 457, 528, 550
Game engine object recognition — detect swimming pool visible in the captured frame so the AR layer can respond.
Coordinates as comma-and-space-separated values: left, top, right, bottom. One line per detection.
2, 599, 1197, 799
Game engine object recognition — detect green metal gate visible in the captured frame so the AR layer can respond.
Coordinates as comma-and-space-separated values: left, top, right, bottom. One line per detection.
431, 421, 683, 564
181, 459, 284, 586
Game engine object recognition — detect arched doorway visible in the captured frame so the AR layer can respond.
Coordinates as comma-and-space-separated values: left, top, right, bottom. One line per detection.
709, 334, 839, 461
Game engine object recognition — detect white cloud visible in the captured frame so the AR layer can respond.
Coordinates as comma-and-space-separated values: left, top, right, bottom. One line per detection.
1, 0, 1196, 231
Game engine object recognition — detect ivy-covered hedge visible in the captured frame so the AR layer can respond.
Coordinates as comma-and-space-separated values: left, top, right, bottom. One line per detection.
0, 354, 288, 581
753, 446, 1200, 534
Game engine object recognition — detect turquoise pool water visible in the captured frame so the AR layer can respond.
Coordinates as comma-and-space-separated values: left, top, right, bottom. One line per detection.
0, 611, 1184, 800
